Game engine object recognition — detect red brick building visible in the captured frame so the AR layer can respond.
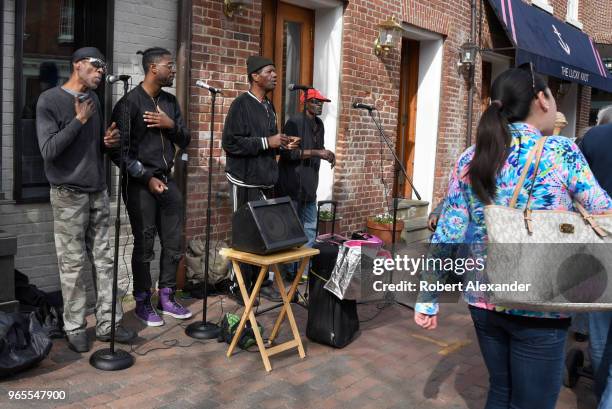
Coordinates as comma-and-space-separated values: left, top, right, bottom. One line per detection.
2, 0, 611, 293
184, 0, 612, 243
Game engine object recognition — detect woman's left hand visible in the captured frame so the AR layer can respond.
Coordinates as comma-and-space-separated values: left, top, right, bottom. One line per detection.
414, 312, 438, 330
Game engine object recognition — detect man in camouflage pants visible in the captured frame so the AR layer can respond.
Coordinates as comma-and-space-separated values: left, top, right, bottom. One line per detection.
36, 47, 135, 352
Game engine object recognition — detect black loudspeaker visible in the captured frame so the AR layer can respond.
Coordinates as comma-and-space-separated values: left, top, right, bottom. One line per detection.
232, 197, 308, 255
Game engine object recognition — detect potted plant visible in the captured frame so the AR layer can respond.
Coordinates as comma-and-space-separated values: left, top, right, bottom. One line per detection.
366, 213, 404, 245
317, 210, 342, 235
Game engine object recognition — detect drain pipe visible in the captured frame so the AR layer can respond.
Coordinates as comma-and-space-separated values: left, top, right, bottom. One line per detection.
174, 0, 192, 289
465, 0, 477, 148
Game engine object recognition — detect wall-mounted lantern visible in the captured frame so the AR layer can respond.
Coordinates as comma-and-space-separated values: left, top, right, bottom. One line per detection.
459, 42, 478, 68
374, 16, 405, 57
223, 0, 253, 18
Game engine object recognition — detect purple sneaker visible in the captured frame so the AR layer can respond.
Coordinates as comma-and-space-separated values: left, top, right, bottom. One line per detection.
134, 290, 164, 327
157, 288, 192, 319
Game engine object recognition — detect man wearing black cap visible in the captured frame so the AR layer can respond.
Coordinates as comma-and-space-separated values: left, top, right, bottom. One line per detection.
222, 55, 296, 302
36, 47, 135, 352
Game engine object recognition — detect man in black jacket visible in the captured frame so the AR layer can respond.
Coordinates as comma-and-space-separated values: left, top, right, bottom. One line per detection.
110, 47, 192, 326
579, 122, 612, 407
222, 55, 296, 302
276, 89, 335, 279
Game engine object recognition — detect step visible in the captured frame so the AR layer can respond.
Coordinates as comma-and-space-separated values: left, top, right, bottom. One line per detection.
401, 227, 431, 244
395, 200, 430, 220
400, 216, 428, 232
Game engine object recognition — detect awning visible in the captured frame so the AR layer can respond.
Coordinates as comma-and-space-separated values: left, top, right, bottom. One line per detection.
488, 0, 612, 92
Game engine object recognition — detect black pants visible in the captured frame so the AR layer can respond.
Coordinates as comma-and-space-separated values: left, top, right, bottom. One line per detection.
123, 176, 183, 293
229, 182, 273, 291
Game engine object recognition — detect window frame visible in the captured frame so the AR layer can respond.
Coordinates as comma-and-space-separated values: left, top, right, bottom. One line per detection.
12, 0, 114, 204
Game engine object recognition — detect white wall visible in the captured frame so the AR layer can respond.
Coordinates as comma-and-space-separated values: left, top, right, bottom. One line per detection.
111, 0, 178, 102
313, 5, 343, 201
401, 24, 444, 209
557, 82, 578, 138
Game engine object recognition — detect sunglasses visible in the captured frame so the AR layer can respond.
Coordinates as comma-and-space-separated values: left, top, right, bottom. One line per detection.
152, 62, 176, 71
80, 57, 107, 73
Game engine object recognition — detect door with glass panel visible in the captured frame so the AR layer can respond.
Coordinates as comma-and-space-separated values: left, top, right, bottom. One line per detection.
262, 1, 314, 127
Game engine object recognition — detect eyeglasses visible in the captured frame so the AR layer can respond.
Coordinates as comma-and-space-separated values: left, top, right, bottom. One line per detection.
80, 58, 107, 73
153, 62, 176, 71
520, 62, 538, 98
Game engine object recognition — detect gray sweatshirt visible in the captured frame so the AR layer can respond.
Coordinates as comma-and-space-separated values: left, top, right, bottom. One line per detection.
36, 86, 106, 192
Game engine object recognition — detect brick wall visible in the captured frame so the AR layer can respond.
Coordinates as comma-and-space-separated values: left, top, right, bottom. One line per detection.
185, 0, 482, 237
186, 0, 262, 243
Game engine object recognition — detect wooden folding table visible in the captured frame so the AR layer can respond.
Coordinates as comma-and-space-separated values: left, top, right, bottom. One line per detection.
219, 246, 320, 372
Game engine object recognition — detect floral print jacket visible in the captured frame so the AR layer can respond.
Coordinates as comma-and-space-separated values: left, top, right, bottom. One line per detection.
415, 122, 612, 318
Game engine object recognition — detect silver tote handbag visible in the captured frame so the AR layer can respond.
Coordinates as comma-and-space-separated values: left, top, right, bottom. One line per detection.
483, 136, 612, 312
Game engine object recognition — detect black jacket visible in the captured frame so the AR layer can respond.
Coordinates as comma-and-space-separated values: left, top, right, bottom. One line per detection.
579, 123, 612, 196
110, 84, 190, 184
276, 113, 324, 202
222, 92, 279, 187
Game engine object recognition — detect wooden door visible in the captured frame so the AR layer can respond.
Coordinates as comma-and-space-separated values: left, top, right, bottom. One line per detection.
261, 1, 314, 127
394, 39, 419, 199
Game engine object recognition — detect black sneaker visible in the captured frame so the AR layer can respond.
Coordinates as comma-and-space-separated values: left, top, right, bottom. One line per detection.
229, 286, 259, 307
260, 286, 283, 302
96, 325, 137, 344
66, 331, 89, 353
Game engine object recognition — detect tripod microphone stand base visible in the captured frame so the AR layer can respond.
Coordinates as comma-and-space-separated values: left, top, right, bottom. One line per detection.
185, 321, 220, 339
89, 348, 134, 371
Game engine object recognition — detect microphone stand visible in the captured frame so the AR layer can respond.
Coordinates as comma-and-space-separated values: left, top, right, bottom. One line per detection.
90, 79, 134, 371
185, 88, 221, 339
366, 109, 421, 308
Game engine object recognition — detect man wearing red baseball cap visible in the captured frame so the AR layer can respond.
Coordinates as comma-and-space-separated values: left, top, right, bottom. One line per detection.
276, 88, 335, 280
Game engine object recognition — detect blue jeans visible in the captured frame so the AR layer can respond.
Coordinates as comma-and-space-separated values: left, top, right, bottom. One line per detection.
294, 200, 317, 247
589, 312, 612, 409
469, 306, 568, 409
287, 200, 317, 276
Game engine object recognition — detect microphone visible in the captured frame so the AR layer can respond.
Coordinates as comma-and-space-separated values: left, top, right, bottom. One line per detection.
288, 84, 313, 91
106, 74, 131, 84
352, 102, 375, 111
195, 80, 223, 94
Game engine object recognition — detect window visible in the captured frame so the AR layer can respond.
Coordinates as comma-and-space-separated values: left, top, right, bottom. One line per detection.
57, 0, 75, 44
14, 0, 110, 202
531, 0, 554, 14
566, 0, 582, 29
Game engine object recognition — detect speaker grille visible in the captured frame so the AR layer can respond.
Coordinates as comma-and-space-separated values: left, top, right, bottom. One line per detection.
254, 203, 305, 244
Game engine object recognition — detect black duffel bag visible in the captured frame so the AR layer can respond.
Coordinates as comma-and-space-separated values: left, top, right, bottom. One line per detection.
0, 311, 52, 378
306, 241, 359, 348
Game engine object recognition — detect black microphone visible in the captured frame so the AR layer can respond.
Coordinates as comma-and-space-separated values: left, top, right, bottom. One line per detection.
352, 102, 375, 111
288, 84, 313, 91
106, 74, 131, 84
195, 80, 223, 94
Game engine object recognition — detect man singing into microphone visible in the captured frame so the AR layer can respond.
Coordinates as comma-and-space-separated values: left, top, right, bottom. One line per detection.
276, 88, 335, 280
222, 56, 297, 303
36, 47, 135, 352
110, 47, 192, 326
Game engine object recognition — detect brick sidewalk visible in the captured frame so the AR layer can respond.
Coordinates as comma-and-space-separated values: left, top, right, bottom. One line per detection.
0, 295, 598, 409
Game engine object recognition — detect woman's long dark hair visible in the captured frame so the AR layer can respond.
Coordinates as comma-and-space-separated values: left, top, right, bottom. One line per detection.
468, 66, 549, 203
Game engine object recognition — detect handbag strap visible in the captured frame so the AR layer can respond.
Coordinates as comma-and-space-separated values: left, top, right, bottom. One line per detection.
510, 138, 542, 208
514, 136, 608, 238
